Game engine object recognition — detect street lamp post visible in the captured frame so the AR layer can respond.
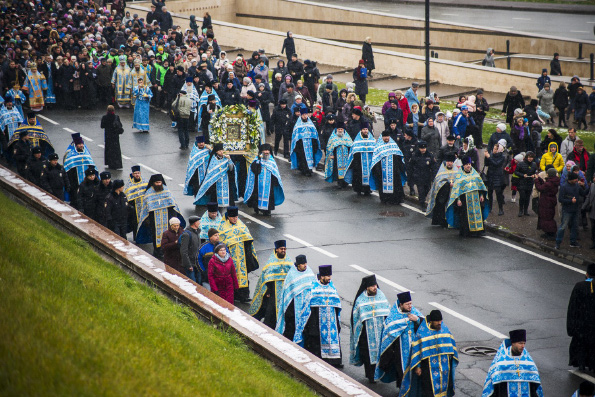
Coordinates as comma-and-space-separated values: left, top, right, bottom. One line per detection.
425, 0, 430, 97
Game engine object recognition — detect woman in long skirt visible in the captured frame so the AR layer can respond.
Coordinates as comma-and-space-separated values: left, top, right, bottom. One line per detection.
208, 244, 239, 304
100, 105, 123, 169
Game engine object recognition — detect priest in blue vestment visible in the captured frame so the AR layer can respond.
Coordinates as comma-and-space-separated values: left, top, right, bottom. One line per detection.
303, 265, 343, 368
183, 136, 211, 197
193, 143, 238, 208
350, 275, 390, 383
136, 174, 185, 258
375, 291, 423, 394
345, 122, 376, 195
132, 78, 153, 132
371, 130, 407, 204
483, 329, 543, 397
290, 107, 323, 177
63, 132, 95, 204
276, 254, 317, 343
249, 240, 293, 329
324, 121, 353, 188
404, 310, 458, 397
244, 143, 284, 216
124, 165, 148, 242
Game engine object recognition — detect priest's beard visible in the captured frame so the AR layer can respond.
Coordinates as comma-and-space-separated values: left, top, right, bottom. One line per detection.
133, 177, 142, 182
337, 131, 344, 137
367, 290, 377, 296
446, 165, 453, 170
262, 154, 270, 161
511, 346, 523, 356
361, 132, 368, 138
320, 279, 330, 285
153, 184, 164, 192
431, 323, 442, 331
277, 252, 285, 259
400, 305, 411, 313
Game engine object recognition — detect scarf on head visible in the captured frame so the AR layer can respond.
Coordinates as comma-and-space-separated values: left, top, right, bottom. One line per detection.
215, 252, 230, 262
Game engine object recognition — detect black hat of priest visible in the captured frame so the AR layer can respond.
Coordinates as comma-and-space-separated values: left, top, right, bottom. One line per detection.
71, 132, 84, 145
226, 206, 239, 217
381, 130, 391, 137
32, 146, 42, 154
146, 174, 166, 190
131, 165, 141, 173
300, 107, 309, 115
509, 329, 526, 343
319, 265, 332, 277
362, 274, 377, 288
207, 202, 219, 212
112, 179, 125, 190
361, 121, 370, 130
208, 94, 216, 101
579, 381, 595, 395
208, 228, 219, 238
213, 143, 224, 152
461, 156, 473, 165
196, 135, 205, 143
279, 99, 287, 104
397, 291, 412, 303
49, 153, 59, 161
295, 254, 307, 266
188, 215, 200, 224
587, 262, 595, 277
100, 171, 111, 180
427, 310, 443, 322
444, 153, 456, 162
274, 240, 286, 249
27, 112, 36, 119
259, 143, 272, 153
336, 121, 345, 129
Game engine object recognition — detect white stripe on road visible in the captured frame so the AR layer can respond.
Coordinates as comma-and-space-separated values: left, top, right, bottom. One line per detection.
178, 183, 185, 187
63, 127, 93, 142
350, 264, 414, 293
122, 155, 131, 160
569, 369, 595, 383
570, 30, 589, 33
493, 26, 513, 29
238, 210, 275, 229
401, 202, 424, 214
512, 17, 531, 20
284, 233, 338, 258
428, 301, 507, 339
137, 163, 172, 180
483, 236, 584, 274
37, 114, 59, 125
98, 144, 104, 148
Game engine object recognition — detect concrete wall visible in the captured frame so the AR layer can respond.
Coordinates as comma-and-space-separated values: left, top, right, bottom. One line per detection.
129, 3, 570, 96
489, 56, 594, 80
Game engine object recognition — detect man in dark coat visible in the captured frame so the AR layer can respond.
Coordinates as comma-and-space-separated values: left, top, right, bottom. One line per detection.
41, 153, 70, 201
409, 141, 436, 210
384, 101, 403, 131
287, 54, 304, 82
77, 167, 99, 218
104, 179, 129, 238
372, 131, 406, 205
272, 99, 292, 157
303, 61, 320, 103
26, 147, 47, 187
501, 86, 525, 126
95, 171, 113, 226
221, 80, 240, 106
399, 129, 418, 196
550, 53, 562, 76
573, 86, 590, 130
437, 135, 459, 164
96, 57, 114, 104
281, 31, 296, 60
362, 37, 375, 77
12, 129, 31, 177
567, 262, 595, 372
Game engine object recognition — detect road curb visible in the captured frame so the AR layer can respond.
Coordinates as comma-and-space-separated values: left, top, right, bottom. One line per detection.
400, 194, 591, 268
375, 0, 595, 14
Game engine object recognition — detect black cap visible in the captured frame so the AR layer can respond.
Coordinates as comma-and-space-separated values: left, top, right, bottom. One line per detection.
85, 167, 96, 176
381, 130, 391, 137
100, 171, 111, 180
446, 135, 456, 141
279, 99, 287, 105
259, 143, 272, 153
397, 291, 412, 303
568, 172, 578, 181
27, 112, 36, 119
196, 136, 205, 143
112, 179, 125, 189
417, 141, 427, 148
208, 94, 216, 101
336, 121, 345, 129
131, 165, 141, 173
274, 240, 286, 249
427, 310, 443, 322
213, 143, 224, 152
295, 254, 307, 266
509, 329, 526, 343
207, 202, 219, 212
352, 108, 362, 116
188, 215, 200, 224
319, 265, 332, 276
32, 146, 42, 154
362, 274, 377, 288
226, 206, 239, 217
49, 153, 59, 160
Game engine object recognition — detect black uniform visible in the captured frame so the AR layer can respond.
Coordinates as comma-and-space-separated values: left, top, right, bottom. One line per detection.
409, 150, 437, 208
95, 182, 113, 226
26, 156, 48, 187
105, 190, 129, 238
272, 105, 292, 157
41, 162, 70, 201
77, 179, 99, 218
399, 135, 418, 194
12, 139, 31, 177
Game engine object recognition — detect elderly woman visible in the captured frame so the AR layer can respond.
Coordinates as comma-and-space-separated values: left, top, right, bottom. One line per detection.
208, 243, 239, 304
240, 76, 256, 99
537, 82, 555, 125
161, 217, 183, 274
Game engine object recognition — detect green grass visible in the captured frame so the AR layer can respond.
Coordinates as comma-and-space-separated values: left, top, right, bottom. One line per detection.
0, 192, 315, 397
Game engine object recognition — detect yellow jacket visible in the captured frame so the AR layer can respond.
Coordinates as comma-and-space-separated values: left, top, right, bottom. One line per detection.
540, 142, 564, 172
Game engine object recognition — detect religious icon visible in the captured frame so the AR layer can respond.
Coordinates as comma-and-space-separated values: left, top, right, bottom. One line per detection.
227, 124, 241, 141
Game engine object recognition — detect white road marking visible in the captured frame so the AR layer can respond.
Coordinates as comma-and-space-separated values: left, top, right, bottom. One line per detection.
238, 210, 275, 229
122, 155, 131, 160
512, 17, 531, 20
570, 30, 589, 33
137, 163, 172, 180
350, 264, 414, 293
37, 114, 59, 125
569, 369, 595, 383
98, 144, 105, 148
178, 183, 185, 187
428, 301, 507, 339
493, 26, 513, 29
63, 127, 93, 142
441, 13, 456, 16
284, 233, 338, 258
483, 236, 584, 274
401, 202, 425, 214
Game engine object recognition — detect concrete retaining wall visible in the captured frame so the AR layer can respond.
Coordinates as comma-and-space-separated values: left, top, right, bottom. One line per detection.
0, 164, 378, 397
130, 3, 572, 95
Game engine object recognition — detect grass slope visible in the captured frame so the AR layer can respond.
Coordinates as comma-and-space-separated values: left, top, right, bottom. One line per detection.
0, 192, 315, 397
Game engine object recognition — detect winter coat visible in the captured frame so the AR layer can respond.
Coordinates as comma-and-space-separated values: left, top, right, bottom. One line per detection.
483, 48, 495, 67
537, 88, 555, 114
272, 61, 289, 81
573, 91, 590, 120
514, 159, 538, 191
41, 162, 70, 201
180, 227, 201, 270
474, 97, 490, 123
487, 131, 514, 154
162, 228, 183, 273
221, 86, 240, 106
362, 42, 375, 70
558, 182, 586, 213
540, 142, 565, 172
458, 148, 480, 173
104, 190, 129, 231
409, 150, 436, 185
287, 60, 304, 81
560, 137, 577, 162
437, 143, 459, 164
384, 107, 404, 130
535, 175, 560, 233
353, 66, 368, 96
399, 136, 418, 165
208, 254, 239, 304
281, 33, 296, 57
553, 87, 569, 109
485, 152, 507, 188
550, 58, 562, 76
536, 75, 551, 91
582, 181, 595, 219
511, 125, 530, 154
272, 105, 292, 135
502, 91, 525, 124
76, 179, 98, 218
435, 120, 450, 146
567, 148, 590, 172
420, 125, 441, 155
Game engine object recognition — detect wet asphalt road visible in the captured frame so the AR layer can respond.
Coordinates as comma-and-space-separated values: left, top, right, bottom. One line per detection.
36, 105, 590, 396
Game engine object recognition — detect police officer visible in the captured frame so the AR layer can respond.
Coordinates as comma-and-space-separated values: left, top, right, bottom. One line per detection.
26, 146, 48, 187
104, 179, 129, 238
409, 140, 437, 211
41, 153, 70, 201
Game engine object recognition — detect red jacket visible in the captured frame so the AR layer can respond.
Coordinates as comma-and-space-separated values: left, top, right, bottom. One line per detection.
567, 148, 590, 172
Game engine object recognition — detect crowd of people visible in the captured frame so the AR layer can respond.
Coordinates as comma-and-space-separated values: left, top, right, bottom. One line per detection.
1, 1, 595, 396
